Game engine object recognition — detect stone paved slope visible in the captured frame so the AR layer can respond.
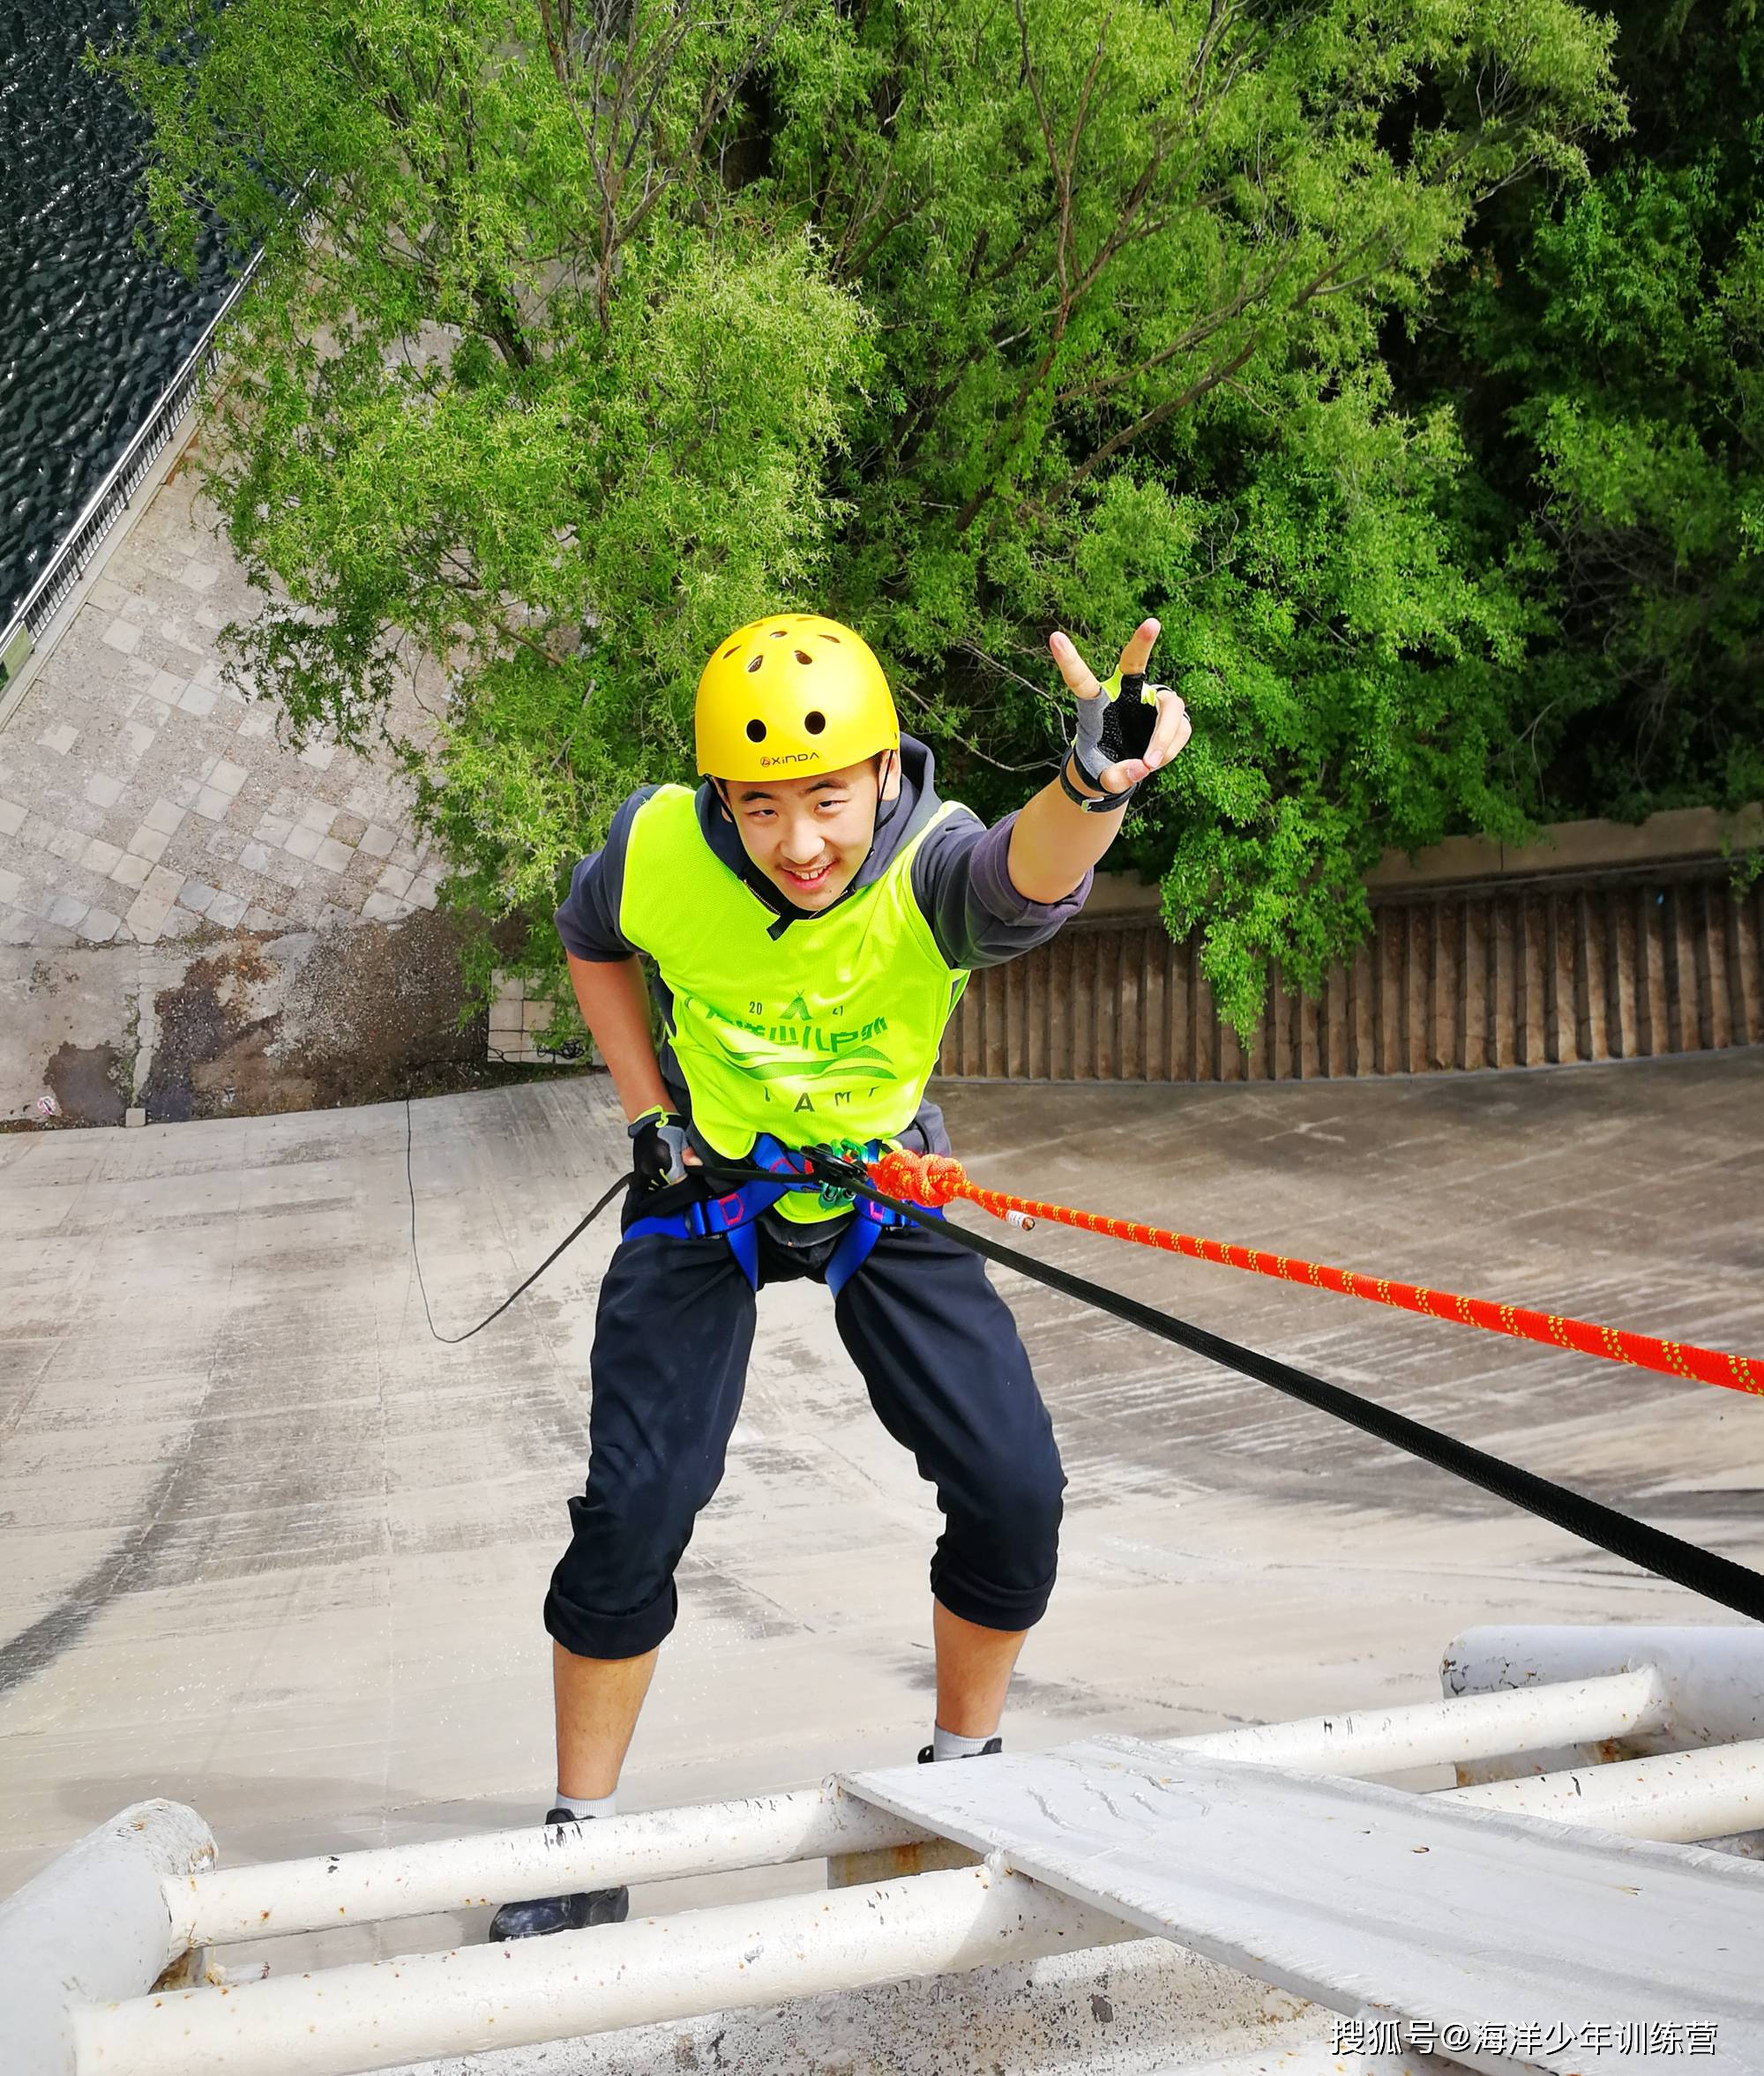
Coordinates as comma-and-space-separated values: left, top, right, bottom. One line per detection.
0, 437, 442, 950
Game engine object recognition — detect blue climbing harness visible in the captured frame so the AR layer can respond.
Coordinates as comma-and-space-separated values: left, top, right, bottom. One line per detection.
622, 1134, 937, 1295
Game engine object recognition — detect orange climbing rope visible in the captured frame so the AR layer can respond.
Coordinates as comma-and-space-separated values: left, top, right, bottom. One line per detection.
868, 1149, 1764, 1400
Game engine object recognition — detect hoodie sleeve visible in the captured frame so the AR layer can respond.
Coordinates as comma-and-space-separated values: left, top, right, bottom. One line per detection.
911, 807, 1094, 970
554, 786, 659, 961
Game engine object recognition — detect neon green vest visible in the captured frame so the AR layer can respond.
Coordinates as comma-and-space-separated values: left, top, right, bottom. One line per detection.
619, 786, 970, 1221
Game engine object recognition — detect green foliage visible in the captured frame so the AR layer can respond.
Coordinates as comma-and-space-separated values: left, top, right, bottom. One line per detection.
1412, 0, 1764, 825
107, 0, 1623, 1030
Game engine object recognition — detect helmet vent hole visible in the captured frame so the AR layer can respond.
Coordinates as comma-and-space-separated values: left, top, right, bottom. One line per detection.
745, 655, 763, 674
820, 632, 841, 642
804, 710, 826, 736
722, 645, 739, 659
746, 719, 767, 743
794, 649, 813, 664
768, 629, 787, 638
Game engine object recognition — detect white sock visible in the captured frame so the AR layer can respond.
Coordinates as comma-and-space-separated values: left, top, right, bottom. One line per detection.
553, 1788, 617, 1820
931, 1724, 996, 1762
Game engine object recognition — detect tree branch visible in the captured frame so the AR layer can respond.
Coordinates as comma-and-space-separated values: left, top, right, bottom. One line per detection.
1049, 333, 1260, 498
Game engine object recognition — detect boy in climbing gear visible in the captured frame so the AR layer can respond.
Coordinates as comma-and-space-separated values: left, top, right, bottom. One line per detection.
489, 611, 1190, 1938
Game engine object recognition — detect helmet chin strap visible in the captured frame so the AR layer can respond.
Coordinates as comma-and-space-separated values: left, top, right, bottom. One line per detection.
871, 748, 902, 835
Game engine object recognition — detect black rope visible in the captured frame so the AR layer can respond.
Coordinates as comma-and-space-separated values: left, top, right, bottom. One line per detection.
404, 1096, 633, 1345
801, 1148, 1764, 1625
401, 1114, 1764, 1623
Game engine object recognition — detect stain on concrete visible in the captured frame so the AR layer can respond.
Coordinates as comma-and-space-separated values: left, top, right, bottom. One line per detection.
129, 913, 489, 1123
278, 907, 486, 1107
4, 912, 542, 1127
145, 941, 295, 1123
42, 1042, 126, 1127
0, 1448, 186, 1698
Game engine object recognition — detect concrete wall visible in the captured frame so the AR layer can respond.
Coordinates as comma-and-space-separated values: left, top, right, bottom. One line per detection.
2, 911, 485, 1126
942, 810, 1764, 1083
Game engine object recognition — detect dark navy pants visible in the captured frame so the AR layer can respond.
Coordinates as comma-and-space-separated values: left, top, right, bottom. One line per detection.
543, 1202, 1065, 1661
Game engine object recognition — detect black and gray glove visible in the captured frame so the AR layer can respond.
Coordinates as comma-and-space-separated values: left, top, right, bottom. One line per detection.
1062, 670, 1164, 812
627, 1106, 690, 1188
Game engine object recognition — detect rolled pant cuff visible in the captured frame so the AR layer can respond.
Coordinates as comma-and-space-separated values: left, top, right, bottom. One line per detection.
931, 1557, 1057, 1633
543, 1582, 676, 1662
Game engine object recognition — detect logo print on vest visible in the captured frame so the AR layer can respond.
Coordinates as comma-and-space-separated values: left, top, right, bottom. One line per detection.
684, 989, 892, 1082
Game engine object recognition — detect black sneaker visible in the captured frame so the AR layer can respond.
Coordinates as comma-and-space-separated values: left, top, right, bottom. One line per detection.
487, 1809, 631, 1940
916, 1736, 1003, 1764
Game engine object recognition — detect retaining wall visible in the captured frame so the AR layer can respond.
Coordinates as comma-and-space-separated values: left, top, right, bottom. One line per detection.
1, 913, 486, 1125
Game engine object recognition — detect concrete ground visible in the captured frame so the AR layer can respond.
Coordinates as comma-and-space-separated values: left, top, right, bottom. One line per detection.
3, 1055, 1761, 1973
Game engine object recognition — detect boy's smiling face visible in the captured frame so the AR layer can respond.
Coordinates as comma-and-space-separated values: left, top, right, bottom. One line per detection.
718, 754, 899, 911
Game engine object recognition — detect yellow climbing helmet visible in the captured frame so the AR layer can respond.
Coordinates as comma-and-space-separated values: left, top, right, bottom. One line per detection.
695, 613, 900, 781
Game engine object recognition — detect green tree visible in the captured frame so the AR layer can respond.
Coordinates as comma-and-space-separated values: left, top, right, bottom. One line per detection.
1408, 0, 1764, 825
109, 0, 1619, 1030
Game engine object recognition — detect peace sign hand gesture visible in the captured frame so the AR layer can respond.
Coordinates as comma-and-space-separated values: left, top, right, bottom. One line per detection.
1049, 616, 1192, 804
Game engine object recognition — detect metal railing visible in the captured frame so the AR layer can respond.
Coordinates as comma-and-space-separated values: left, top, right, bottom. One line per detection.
0, 243, 271, 689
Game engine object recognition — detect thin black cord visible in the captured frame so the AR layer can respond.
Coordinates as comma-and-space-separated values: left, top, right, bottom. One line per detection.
404, 1095, 633, 1345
